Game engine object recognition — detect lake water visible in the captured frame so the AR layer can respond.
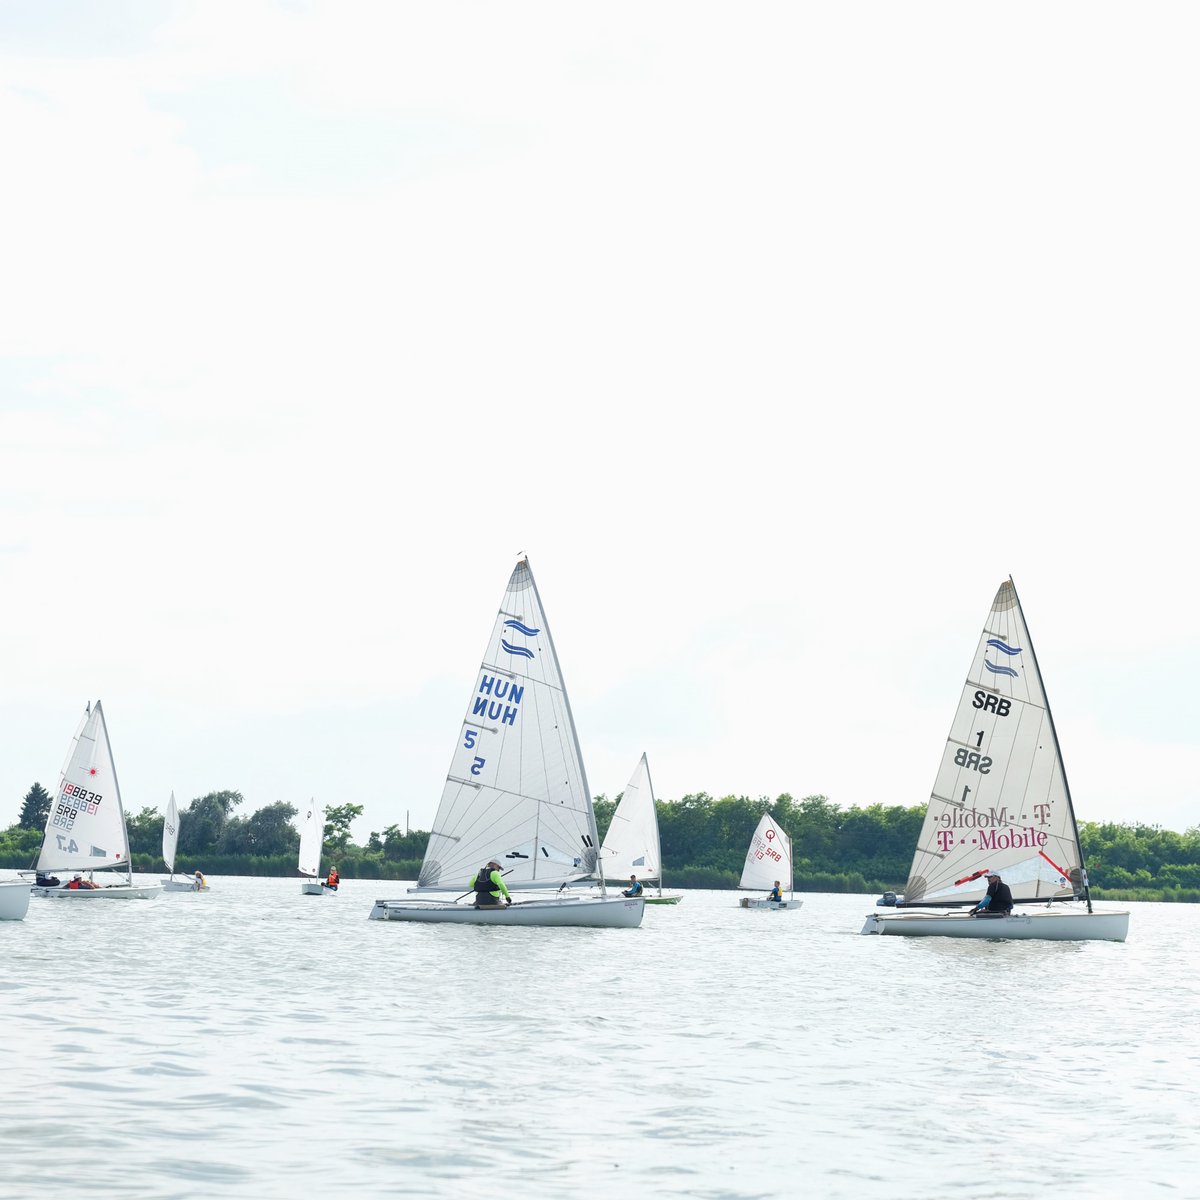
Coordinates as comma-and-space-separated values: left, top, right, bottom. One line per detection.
2, 879, 1197, 1199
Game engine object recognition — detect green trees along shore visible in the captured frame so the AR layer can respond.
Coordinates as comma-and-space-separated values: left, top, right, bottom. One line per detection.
3, 784, 1197, 901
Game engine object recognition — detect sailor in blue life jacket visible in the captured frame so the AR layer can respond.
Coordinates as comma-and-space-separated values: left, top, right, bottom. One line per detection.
470, 860, 512, 907
971, 872, 1014, 916
622, 875, 643, 898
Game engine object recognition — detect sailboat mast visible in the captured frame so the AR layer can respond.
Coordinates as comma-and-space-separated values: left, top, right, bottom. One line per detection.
96, 702, 133, 888
526, 564, 605, 897
1010, 578, 1092, 914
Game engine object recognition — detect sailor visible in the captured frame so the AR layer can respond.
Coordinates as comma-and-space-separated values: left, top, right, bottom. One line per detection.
67, 874, 98, 890
622, 875, 643, 898
767, 880, 783, 903
193, 870, 207, 890
971, 871, 1014, 916
470, 860, 512, 907
324, 866, 340, 890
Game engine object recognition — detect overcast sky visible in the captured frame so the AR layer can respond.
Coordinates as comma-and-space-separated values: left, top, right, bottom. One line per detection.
2, 1, 1197, 846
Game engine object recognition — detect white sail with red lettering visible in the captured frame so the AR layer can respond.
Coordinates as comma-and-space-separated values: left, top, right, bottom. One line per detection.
738, 813, 791, 892
902, 579, 1083, 906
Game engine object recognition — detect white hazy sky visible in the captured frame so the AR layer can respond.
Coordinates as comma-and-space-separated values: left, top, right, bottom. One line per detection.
2, 1, 1197, 844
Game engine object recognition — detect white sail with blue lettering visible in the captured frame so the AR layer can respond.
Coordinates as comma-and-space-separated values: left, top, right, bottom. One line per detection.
414, 558, 601, 893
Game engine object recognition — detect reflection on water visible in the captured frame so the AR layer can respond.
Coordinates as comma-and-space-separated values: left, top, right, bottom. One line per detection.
2, 879, 1197, 1198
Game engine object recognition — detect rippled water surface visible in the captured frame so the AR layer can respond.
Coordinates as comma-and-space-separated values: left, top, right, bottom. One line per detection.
3, 879, 1198, 1199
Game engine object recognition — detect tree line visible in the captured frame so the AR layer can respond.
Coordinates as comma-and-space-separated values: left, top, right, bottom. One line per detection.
2, 783, 1197, 900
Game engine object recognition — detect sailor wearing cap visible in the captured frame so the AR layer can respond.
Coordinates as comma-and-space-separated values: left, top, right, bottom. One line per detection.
971, 871, 1014, 916
470, 859, 512, 907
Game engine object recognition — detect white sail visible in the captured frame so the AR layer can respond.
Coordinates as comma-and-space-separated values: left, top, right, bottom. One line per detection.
902, 579, 1083, 907
600, 753, 661, 884
298, 800, 324, 879
739, 813, 791, 892
162, 792, 179, 875
415, 558, 601, 892
37, 702, 132, 876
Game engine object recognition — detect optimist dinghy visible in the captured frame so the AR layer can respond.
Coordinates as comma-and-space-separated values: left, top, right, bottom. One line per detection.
298, 801, 333, 896
737, 813, 802, 910
161, 792, 210, 892
598, 754, 682, 905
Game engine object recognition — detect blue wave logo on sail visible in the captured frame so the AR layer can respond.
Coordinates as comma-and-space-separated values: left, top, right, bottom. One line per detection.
986, 639, 1022, 656
501, 639, 535, 659
984, 660, 1019, 678
504, 620, 541, 637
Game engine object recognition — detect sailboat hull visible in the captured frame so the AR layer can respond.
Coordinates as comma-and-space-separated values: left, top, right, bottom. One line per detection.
162, 879, 210, 892
860, 907, 1129, 941
644, 894, 683, 905
0, 880, 32, 920
369, 895, 645, 927
740, 897, 803, 910
32, 882, 162, 900
301, 881, 333, 896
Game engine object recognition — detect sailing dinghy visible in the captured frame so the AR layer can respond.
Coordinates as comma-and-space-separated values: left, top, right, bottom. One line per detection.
598, 754, 682, 904
738, 813, 802, 910
861, 579, 1129, 941
161, 792, 209, 891
369, 558, 643, 929
31, 702, 161, 900
298, 801, 331, 896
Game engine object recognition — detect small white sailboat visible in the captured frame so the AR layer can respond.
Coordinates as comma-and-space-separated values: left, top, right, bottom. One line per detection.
370, 558, 643, 929
737, 813, 802, 910
861, 579, 1129, 941
160, 792, 210, 892
0, 877, 31, 921
31, 702, 162, 901
599, 753, 682, 904
298, 800, 332, 896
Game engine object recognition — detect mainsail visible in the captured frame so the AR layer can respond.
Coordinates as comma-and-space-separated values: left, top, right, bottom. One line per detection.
37, 702, 132, 877
599, 753, 661, 884
739, 813, 791, 892
298, 801, 324, 879
162, 792, 179, 875
902, 579, 1083, 906
415, 558, 601, 892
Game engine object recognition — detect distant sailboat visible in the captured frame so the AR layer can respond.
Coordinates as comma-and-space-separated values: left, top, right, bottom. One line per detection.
161, 792, 209, 892
31, 702, 161, 900
298, 800, 331, 896
861, 579, 1129, 941
599, 754, 682, 904
738, 813, 802, 910
370, 558, 643, 928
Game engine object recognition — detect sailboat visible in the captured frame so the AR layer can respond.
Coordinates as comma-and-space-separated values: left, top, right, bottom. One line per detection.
861, 579, 1129, 941
738, 813, 803, 910
598, 753, 682, 904
298, 800, 331, 896
369, 558, 644, 928
31, 702, 162, 900
160, 792, 209, 892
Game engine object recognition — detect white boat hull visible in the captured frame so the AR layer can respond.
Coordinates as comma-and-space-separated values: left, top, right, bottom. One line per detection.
32, 882, 163, 900
860, 906, 1129, 941
739, 897, 803, 910
0, 880, 32, 921
369, 895, 644, 927
162, 879, 210, 892
301, 881, 335, 896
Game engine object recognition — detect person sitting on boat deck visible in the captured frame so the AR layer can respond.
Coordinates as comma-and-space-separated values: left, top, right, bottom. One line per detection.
67, 874, 99, 890
470, 860, 512, 907
971, 871, 1014, 916
35, 872, 61, 888
193, 870, 207, 890
324, 866, 340, 890
767, 880, 783, 903
622, 875, 643, 898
